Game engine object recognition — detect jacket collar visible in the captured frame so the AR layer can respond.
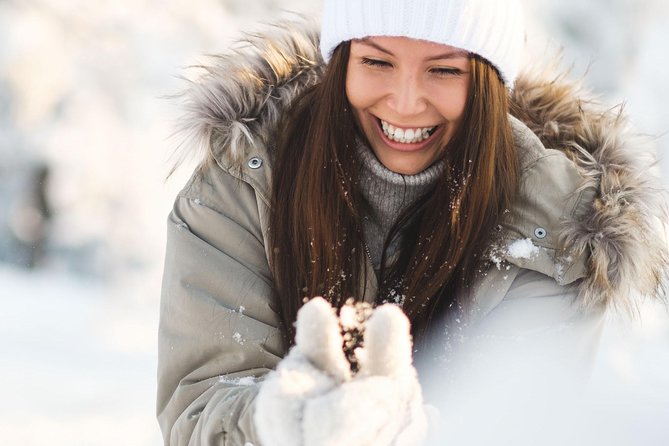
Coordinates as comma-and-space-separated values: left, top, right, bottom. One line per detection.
175, 18, 668, 311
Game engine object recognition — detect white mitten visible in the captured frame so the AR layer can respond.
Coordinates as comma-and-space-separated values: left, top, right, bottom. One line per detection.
254, 298, 428, 446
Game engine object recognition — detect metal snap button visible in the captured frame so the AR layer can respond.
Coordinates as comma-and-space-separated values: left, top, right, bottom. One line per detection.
247, 157, 263, 169
534, 227, 547, 239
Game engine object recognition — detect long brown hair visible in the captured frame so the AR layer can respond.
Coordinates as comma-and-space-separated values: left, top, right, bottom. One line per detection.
270, 43, 518, 344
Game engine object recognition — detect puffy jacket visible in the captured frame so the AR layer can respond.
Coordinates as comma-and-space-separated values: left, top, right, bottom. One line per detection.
157, 19, 668, 446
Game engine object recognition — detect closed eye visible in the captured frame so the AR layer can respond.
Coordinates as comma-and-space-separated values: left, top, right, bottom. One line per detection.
361, 57, 393, 68
430, 67, 464, 77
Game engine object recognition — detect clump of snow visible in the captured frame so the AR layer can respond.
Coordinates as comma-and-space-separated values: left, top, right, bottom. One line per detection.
338, 304, 358, 331
507, 238, 540, 260
338, 299, 374, 374
232, 332, 245, 345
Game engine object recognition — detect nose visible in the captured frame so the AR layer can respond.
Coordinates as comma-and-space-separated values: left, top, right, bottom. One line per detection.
387, 73, 428, 117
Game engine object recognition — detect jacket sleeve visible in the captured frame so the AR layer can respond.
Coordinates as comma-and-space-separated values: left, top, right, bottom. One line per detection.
157, 162, 286, 446
453, 267, 606, 393
475, 268, 605, 363
428, 268, 609, 446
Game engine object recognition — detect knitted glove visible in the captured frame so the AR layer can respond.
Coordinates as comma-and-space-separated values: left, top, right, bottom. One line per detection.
254, 297, 428, 446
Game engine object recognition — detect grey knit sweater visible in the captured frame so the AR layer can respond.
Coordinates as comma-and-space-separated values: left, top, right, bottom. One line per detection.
357, 142, 444, 271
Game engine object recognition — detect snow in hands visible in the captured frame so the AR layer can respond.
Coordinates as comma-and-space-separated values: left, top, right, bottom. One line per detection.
339, 298, 373, 374
254, 297, 429, 446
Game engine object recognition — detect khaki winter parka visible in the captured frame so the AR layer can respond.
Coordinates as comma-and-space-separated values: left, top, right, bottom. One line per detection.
157, 19, 668, 446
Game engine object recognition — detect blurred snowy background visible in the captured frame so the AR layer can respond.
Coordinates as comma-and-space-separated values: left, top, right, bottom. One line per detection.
1, 0, 667, 445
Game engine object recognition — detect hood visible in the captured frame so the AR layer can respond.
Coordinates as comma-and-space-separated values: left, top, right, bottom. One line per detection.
174, 18, 668, 312
174, 18, 324, 173
509, 69, 668, 311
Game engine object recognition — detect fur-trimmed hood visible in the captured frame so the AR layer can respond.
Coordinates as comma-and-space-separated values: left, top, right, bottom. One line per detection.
175, 18, 668, 312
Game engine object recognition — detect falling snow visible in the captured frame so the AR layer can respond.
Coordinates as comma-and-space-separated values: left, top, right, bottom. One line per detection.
1, 1, 668, 445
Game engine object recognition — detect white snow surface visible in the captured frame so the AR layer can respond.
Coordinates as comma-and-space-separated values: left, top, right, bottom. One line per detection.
0, 264, 161, 445
1, 0, 668, 445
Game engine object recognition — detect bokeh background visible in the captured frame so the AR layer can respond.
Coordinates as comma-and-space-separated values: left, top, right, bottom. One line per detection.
1, 0, 667, 444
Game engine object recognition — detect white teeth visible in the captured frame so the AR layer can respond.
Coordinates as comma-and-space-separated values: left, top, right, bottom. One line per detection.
380, 119, 436, 144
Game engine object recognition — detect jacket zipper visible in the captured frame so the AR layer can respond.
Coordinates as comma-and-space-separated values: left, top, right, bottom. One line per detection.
362, 241, 374, 266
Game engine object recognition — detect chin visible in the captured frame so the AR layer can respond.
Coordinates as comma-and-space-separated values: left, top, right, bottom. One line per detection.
377, 156, 432, 175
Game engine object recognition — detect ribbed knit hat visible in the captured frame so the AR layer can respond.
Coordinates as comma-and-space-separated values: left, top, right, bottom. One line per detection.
320, 0, 525, 86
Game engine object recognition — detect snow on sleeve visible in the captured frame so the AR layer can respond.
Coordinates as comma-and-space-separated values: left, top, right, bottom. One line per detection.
232, 332, 245, 345
507, 238, 540, 260
218, 375, 257, 386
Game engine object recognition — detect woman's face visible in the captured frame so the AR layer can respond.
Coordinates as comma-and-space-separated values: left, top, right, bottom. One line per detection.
346, 36, 471, 175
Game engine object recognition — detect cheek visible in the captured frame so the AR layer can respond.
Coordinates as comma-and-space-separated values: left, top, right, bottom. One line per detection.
345, 80, 362, 111
346, 69, 372, 134
439, 84, 469, 120
345, 67, 376, 111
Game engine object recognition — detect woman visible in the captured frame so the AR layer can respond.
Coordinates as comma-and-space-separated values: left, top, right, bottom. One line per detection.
157, 1, 668, 445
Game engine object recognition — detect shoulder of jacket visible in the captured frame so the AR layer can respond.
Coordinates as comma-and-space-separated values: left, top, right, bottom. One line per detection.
495, 70, 669, 312
173, 156, 266, 219
495, 117, 589, 285
171, 17, 324, 178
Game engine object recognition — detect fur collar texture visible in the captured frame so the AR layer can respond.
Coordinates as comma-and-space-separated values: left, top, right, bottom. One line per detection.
175, 18, 668, 311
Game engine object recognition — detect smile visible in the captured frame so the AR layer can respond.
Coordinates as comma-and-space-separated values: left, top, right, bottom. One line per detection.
376, 118, 440, 145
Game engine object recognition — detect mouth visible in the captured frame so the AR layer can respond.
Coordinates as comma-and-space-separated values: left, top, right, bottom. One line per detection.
376, 117, 440, 145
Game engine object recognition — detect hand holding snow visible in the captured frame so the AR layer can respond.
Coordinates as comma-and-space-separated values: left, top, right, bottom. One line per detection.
254, 297, 428, 446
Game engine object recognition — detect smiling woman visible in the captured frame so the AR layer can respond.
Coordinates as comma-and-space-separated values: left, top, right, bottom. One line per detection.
346, 37, 471, 175
157, 1, 669, 445
267, 32, 519, 343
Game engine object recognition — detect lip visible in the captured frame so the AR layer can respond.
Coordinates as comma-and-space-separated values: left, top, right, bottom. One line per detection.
373, 116, 443, 152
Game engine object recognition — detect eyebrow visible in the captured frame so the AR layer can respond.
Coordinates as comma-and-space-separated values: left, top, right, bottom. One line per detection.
358, 38, 469, 61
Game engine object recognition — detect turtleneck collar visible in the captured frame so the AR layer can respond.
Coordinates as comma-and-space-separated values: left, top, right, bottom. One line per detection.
356, 140, 445, 270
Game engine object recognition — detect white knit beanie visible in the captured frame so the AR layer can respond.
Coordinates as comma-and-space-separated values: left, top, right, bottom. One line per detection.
320, 0, 525, 86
